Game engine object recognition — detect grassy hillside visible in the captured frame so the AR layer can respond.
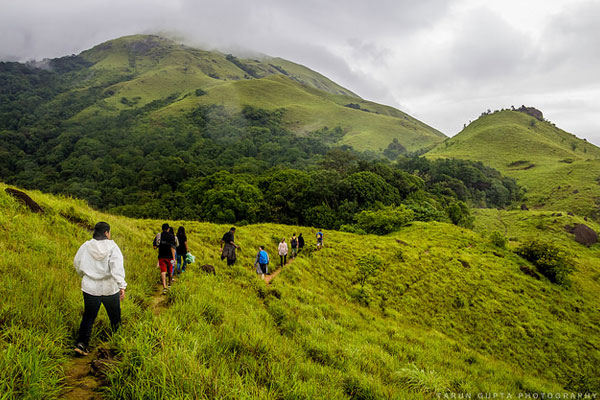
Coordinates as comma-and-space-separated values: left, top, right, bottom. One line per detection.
426, 110, 600, 217
2, 184, 599, 399
69, 34, 444, 153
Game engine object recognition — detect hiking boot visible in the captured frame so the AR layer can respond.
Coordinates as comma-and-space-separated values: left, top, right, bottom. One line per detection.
74, 342, 89, 356
162, 287, 168, 295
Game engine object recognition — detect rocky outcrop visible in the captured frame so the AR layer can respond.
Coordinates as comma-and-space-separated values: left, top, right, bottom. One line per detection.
200, 264, 216, 275
573, 224, 598, 247
517, 106, 544, 121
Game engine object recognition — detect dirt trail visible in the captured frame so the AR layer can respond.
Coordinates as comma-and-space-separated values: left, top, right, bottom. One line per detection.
264, 256, 296, 284
61, 284, 169, 398
62, 351, 103, 400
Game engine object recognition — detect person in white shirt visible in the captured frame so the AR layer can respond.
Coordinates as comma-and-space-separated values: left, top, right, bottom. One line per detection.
73, 222, 126, 356
278, 238, 288, 268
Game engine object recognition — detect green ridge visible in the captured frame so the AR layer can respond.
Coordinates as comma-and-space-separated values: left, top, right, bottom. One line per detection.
426, 110, 600, 217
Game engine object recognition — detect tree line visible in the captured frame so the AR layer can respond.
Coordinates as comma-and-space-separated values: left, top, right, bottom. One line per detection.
0, 60, 522, 233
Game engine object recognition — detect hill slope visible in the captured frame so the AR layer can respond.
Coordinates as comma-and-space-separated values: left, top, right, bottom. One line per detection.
2, 184, 599, 398
426, 109, 600, 218
27, 34, 444, 153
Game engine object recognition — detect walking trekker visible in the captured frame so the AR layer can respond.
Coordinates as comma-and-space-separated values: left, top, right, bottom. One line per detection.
169, 226, 180, 249
176, 226, 189, 275
154, 223, 176, 294
220, 227, 240, 266
298, 233, 304, 253
316, 229, 324, 250
278, 238, 288, 268
290, 233, 298, 258
254, 246, 269, 280
73, 222, 126, 356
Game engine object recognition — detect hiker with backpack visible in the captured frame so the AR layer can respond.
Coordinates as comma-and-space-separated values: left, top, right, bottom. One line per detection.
278, 238, 288, 267
176, 226, 189, 275
154, 223, 177, 294
73, 222, 126, 356
316, 230, 324, 250
254, 246, 269, 280
220, 227, 240, 266
290, 233, 298, 258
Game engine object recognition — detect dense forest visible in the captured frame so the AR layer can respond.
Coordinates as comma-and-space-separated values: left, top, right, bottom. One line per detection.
0, 59, 522, 231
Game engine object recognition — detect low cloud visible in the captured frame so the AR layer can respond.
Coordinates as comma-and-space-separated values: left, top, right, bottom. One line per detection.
1, 0, 599, 145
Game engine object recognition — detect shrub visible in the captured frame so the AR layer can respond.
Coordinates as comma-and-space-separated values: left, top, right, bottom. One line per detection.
404, 201, 446, 223
350, 284, 373, 306
489, 231, 507, 249
446, 201, 474, 229
515, 240, 574, 285
339, 224, 366, 235
354, 254, 383, 285
354, 205, 414, 235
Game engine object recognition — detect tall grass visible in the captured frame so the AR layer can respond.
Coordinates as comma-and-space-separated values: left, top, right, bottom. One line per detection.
2, 184, 599, 398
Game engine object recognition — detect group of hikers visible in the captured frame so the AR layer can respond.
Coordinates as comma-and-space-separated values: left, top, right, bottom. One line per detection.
72, 221, 325, 356
220, 227, 325, 280
154, 223, 190, 294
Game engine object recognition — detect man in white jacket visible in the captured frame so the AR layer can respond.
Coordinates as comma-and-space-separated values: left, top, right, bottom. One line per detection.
73, 222, 126, 356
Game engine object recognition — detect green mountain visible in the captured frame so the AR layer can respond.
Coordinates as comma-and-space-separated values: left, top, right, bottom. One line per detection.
5, 35, 517, 227
2, 183, 599, 398
54, 34, 445, 153
426, 109, 600, 218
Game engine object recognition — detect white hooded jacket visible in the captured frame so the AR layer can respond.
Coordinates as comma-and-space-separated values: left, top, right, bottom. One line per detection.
74, 238, 127, 296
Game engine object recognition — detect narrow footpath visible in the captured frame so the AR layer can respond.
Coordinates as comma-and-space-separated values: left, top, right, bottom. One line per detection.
264, 256, 296, 285
62, 351, 103, 400
61, 284, 168, 399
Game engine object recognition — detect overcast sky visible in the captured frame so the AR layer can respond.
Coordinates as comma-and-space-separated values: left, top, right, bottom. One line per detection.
2, 0, 599, 145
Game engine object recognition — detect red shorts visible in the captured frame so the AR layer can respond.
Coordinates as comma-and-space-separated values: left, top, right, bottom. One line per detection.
158, 258, 172, 273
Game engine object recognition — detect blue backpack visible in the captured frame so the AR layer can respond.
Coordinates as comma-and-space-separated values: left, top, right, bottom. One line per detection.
258, 250, 269, 264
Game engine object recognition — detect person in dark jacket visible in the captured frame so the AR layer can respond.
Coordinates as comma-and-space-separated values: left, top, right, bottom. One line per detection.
298, 233, 304, 253
220, 227, 239, 266
176, 226, 189, 274
290, 233, 298, 258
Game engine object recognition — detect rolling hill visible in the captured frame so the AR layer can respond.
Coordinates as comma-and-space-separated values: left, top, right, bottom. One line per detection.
426, 109, 600, 218
18, 34, 445, 153
2, 184, 599, 398
0, 34, 452, 221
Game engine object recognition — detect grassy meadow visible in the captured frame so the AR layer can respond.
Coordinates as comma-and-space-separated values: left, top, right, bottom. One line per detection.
2, 183, 600, 399
426, 110, 600, 217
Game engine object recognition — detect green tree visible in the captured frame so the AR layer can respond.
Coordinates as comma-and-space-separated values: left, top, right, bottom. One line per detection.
354, 205, 414, 235
446, 201, 474, 229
